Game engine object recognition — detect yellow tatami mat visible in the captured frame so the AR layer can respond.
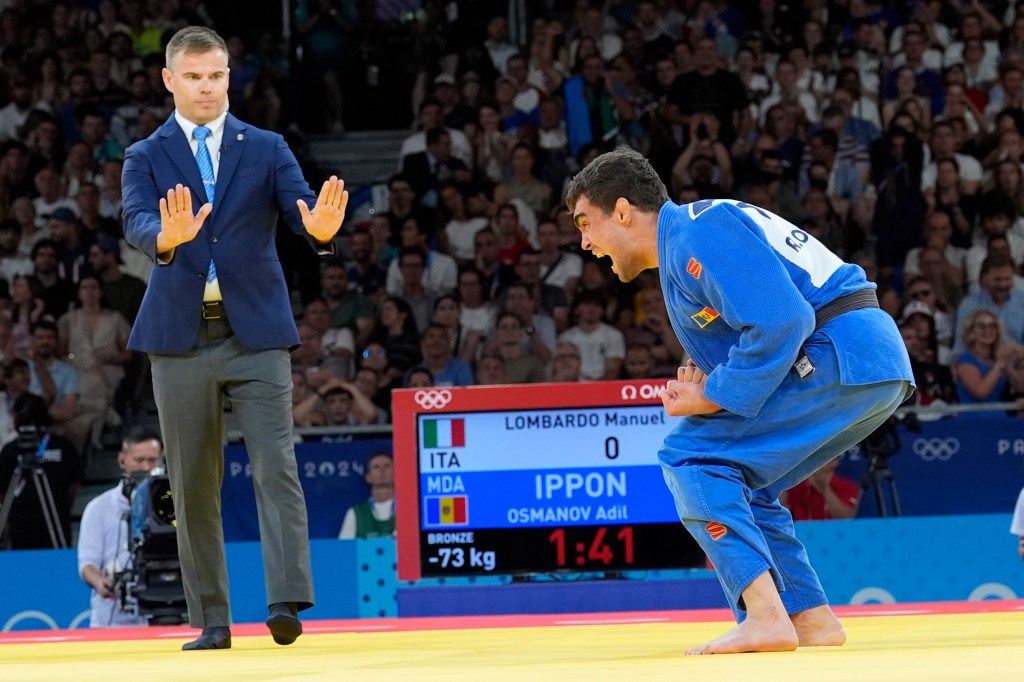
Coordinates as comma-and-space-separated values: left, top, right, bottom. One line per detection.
2, 605, 1022, 682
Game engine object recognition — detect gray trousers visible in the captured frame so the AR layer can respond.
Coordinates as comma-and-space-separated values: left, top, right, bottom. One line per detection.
150, 319, 313, 628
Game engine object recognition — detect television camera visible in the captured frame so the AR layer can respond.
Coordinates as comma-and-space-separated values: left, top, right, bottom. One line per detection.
0, 425, 68, 549
112, 468, 187, 625
858, 411, 922, 517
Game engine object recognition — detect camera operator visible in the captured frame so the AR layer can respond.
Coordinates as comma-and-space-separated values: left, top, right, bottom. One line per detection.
77, 427, 163, 627
0, 383, 80, 549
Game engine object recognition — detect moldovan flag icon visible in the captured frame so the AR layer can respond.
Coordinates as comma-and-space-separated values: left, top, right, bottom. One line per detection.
423, 418, 466, 448
425, 496, 468, 526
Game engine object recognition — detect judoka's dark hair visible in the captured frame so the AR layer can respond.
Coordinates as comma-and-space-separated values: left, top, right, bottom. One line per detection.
564, 146, 669, 214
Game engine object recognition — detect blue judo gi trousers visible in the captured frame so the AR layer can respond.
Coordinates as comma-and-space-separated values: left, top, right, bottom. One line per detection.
659, 335, 910, 620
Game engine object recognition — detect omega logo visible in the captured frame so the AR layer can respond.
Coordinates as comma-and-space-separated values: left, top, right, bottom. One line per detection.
621, 383, 667, 401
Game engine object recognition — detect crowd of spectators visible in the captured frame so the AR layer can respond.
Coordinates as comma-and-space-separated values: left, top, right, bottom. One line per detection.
2, 0, 1024, 482
313, 0, 1024, 424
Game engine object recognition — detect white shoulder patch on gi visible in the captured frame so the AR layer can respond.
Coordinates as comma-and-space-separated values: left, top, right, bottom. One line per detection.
691, 199, 843, 287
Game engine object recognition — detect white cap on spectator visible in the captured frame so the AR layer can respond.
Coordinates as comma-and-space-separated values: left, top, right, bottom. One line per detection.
901, 300, 934, 322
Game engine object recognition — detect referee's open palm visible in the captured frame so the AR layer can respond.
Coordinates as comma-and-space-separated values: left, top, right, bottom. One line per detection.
158, 183, 211, 253
299, 176, 348, 243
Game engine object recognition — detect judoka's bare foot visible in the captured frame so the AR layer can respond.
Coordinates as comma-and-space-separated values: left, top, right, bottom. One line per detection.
685, 571, 798, 655
685, 613, 798, 655
790, 605, 846, 647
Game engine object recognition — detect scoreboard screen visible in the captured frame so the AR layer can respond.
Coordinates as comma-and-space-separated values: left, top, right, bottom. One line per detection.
393, 381, 706, 580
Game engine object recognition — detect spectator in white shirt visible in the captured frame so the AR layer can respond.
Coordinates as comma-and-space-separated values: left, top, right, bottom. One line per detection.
889, 2, 951, 54
385, 218, 457, 296
558, 291, 625, 380
568, 7, 623, 63
904, 209, 967, 278
32, 165, 77, 221
439, 182, 490, 264
0, 219, 34, 284
965, 200, 1024, 293
537, 219, 583, 300
943, 12, 1000, 73
759, 59, 818, 128
399, 97, 473, 168
456, 267, 497, 343
920, 121, 982, 193
0, 75, 37, 142
484, 15, 518, 74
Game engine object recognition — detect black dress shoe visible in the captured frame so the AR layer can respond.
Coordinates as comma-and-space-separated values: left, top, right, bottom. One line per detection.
266, 602, 302, 645
182, 626, 232, 651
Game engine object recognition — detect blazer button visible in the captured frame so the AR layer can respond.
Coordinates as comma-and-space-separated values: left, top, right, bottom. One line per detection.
210, 236, 218, 243
198, 272, 206, 279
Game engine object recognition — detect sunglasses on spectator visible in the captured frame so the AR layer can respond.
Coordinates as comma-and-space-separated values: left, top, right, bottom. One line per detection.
909, 289, 933, 298
362, 349, 387, 359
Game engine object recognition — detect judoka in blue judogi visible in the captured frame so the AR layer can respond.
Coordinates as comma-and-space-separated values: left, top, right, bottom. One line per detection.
565, 147, 913, 654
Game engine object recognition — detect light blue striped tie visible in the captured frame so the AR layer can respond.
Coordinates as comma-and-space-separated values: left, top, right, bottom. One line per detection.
193, 125, 217, 283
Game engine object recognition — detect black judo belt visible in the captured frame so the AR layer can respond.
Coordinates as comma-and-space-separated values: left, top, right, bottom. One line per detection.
793, 289, 879, 380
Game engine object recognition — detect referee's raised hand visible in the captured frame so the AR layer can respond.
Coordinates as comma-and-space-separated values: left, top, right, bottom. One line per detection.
157, 183, 211, 254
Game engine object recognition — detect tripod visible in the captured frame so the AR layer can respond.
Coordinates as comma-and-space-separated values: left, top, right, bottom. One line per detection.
0, 454, 69, 549
861, 454, 901, 518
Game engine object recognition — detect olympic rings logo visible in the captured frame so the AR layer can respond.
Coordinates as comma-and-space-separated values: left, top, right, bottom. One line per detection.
912, 437, 960, 462
414, 390, 452, 409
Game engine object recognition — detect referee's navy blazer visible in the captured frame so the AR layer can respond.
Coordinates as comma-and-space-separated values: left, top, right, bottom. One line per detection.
123, 112, 325, 354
